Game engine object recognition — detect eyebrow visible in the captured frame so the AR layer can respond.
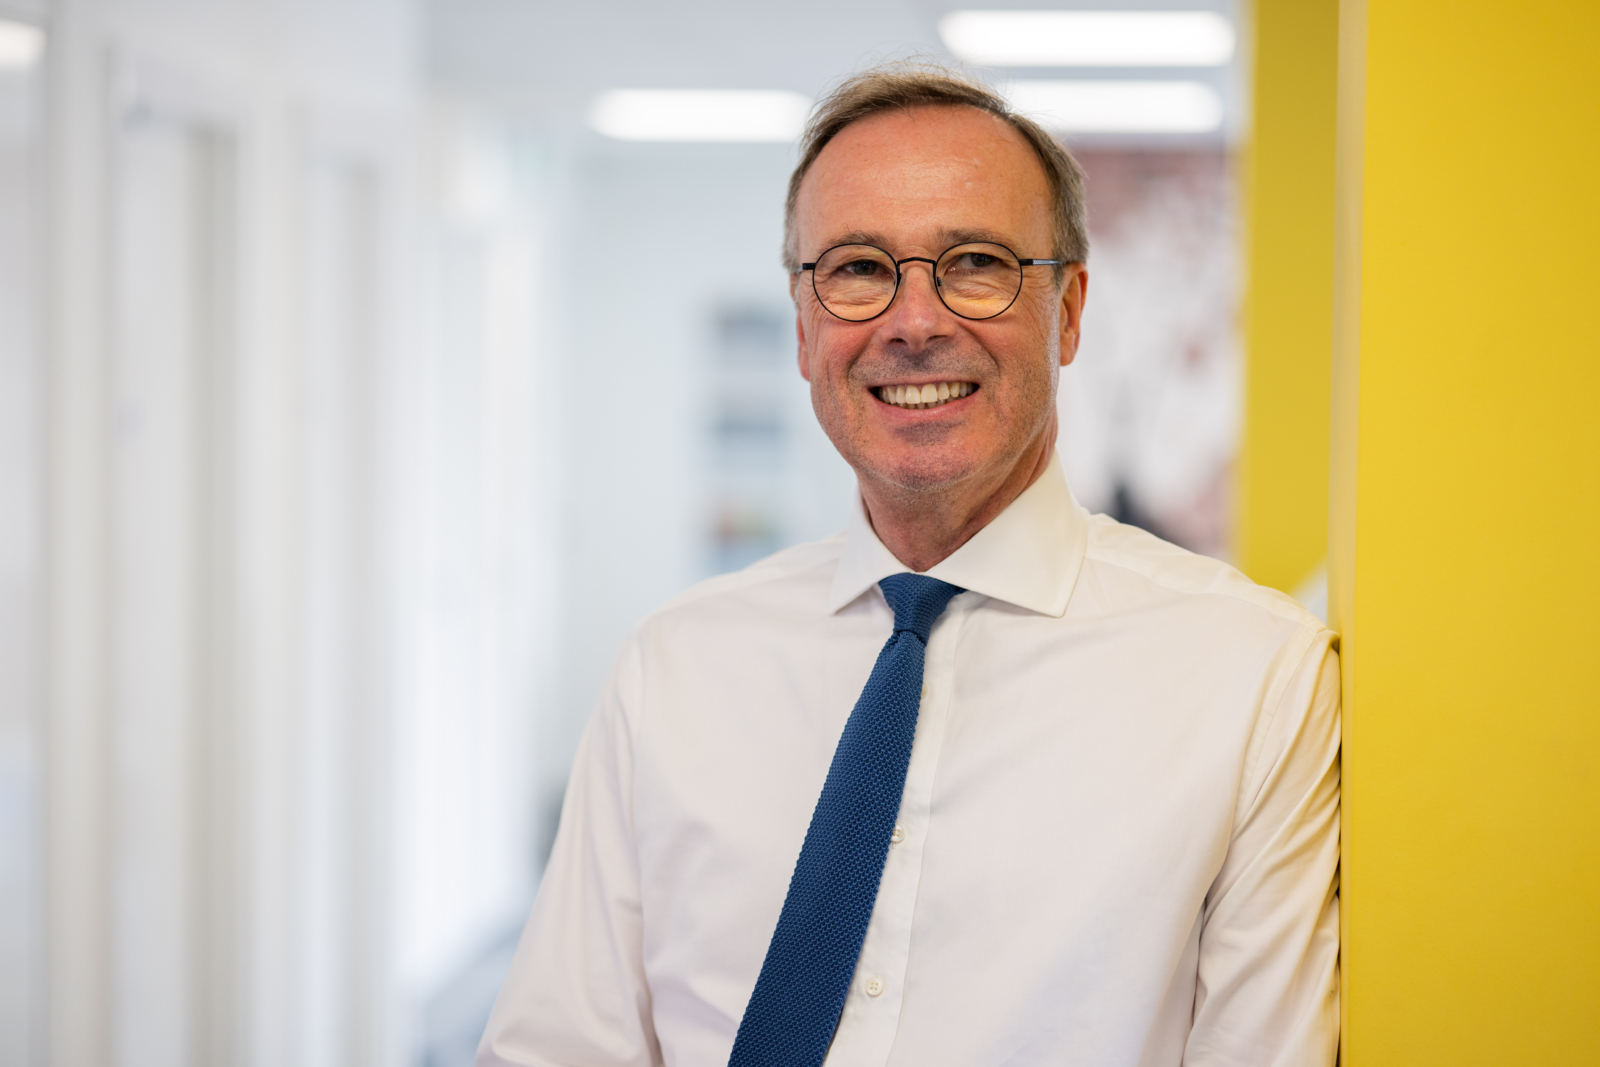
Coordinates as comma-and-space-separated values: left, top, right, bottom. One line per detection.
810, 227, 1024, 258
817, 230, 891, 252
937, 227, 1018, 249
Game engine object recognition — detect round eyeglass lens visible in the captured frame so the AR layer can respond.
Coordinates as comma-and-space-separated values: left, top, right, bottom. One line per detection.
935, 243, 1023, 319
811, 244, 899, 321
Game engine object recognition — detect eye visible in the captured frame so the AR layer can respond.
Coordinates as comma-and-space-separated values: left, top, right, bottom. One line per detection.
950, 252, 997, 270
842, 259, 887, 277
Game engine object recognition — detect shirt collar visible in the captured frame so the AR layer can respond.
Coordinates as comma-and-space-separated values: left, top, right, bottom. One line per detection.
826, 450, 1089, 618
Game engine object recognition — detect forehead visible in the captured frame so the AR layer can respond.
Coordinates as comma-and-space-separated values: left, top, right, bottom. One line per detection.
795, 104, 1053, 252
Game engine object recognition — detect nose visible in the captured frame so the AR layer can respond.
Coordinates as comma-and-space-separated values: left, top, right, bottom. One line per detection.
880, 258, 955, 351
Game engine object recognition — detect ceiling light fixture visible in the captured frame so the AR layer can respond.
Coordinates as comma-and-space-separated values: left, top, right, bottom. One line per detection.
589, 90, 811, 143
0, 20, 43, 69
940, 10, 1235, 68
1006, 80, 1224, 134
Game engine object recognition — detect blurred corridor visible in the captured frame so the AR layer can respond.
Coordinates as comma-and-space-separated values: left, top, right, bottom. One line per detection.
0, 2, 1249, 1064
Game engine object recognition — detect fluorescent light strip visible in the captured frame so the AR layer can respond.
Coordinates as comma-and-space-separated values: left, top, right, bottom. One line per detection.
1006, 80, 1224, 134
940, 10, 1235, 68
0, 19, 43, 69
589, 90, 811, 143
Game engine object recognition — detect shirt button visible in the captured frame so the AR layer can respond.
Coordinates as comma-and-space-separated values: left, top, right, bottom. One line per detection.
890, 826, 905, 845
865, 976, 885, 997
921, 685, 929, 699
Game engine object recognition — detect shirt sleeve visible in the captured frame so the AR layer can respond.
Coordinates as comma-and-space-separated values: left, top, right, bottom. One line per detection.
1184, 633, 1342, 1067
476, 636, 664, 1067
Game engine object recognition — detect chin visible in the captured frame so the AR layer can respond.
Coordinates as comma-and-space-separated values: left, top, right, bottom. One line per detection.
817, 405, 995, 495
860, 447, 982, 495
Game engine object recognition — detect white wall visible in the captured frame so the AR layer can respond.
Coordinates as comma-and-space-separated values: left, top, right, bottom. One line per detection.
34, 1, 424, 1065
395, 104, 560, 1003
0, 9, 45, 1065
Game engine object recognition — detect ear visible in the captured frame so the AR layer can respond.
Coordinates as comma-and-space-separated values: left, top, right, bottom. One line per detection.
792, 274, 813, 382
1057, 265, 1088, 368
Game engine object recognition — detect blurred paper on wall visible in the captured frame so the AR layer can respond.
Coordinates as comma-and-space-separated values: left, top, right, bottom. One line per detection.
1060, 149, 1240, 560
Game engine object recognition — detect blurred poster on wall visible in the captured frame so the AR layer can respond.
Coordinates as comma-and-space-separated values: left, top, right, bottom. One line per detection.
1060, 149, 1239, 561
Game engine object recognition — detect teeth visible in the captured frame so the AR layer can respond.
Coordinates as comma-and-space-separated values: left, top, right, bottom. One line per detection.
875, 381, 975, 410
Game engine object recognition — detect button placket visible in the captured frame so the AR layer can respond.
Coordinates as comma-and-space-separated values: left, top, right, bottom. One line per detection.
827, 596, 968, 1067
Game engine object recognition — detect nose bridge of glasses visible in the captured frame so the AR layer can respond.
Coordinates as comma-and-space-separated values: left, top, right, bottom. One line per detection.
894, 255, 942, 292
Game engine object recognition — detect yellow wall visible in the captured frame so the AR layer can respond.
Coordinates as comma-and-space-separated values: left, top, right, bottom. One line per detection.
1238, 0, 1340, 593
1332, 0, 1600, 1061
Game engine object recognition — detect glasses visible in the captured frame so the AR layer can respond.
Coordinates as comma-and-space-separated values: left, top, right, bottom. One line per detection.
799, 241, 1062, 322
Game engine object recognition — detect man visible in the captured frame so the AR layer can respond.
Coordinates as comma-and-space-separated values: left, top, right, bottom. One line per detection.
480, 65, 1340, 1067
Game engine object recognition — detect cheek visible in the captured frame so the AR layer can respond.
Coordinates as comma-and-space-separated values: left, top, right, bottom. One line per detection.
807, 324, 869, 385
980, 325, 1056, 388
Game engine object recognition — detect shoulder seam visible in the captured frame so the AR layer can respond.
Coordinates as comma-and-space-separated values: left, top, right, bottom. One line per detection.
1082, 541, 1325, 634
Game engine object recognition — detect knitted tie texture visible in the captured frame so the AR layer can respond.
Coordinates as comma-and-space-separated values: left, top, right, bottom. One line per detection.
728, 573, 964, 1067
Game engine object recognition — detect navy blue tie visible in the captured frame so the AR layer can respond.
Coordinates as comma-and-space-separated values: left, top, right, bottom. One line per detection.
728, 573, 965, 1067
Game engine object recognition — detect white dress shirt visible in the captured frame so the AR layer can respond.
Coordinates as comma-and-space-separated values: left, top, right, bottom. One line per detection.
479, 453, 1341, 1067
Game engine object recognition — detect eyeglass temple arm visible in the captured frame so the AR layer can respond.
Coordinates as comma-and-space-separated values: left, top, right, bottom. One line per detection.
799, 257, 1063, 271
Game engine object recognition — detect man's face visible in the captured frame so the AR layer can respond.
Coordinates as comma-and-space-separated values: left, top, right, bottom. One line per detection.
792, 105, 1086, 497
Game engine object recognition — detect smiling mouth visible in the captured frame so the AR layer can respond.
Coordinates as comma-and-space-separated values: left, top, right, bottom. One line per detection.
875, 381, 977, 410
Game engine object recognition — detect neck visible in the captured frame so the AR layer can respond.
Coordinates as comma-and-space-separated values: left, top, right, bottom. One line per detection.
860, 423, 1057, 573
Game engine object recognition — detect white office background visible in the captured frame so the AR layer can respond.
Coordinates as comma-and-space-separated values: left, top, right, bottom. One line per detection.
0, 1, 1243, 1065
0, 7, 44, 1058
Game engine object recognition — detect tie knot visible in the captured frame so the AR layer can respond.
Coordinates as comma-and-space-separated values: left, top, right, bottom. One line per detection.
878, 574, 965, 644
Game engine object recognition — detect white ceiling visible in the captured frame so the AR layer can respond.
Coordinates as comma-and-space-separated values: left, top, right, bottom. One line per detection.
426, 0, 1246, 144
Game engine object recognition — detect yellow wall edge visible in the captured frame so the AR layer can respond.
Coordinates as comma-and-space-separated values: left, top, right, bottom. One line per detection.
1238, 0, 1339, 593
1328, 0, 1366, 1058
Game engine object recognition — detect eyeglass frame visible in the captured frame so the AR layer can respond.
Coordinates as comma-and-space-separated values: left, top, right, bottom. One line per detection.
798, 240, 1064, 323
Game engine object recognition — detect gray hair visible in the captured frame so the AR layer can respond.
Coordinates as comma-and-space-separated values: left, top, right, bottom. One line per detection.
783, 61, 1089, 281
